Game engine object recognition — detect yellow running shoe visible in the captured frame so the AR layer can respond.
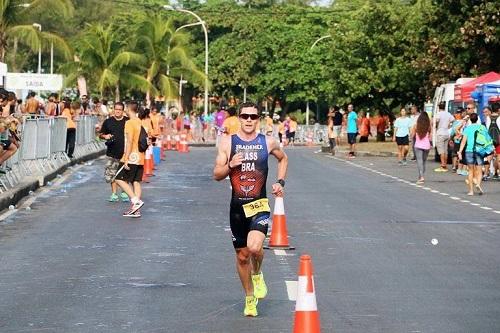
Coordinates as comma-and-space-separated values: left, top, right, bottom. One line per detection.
252, 271, 268, 299
243, 296, 258, 317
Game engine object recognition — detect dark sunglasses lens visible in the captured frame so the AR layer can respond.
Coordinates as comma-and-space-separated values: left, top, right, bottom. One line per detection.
240, 114, 259, 120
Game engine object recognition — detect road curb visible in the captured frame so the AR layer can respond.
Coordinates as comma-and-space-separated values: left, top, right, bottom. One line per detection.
0, 148, 105, 213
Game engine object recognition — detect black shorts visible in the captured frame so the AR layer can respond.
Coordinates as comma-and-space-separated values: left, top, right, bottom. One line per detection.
114, 163, 144, 183
347, 133, 357, 144
1, 139, 12, 150
396, 135, 409, 146
230, 203, 270, 249
286, 131, 295, 139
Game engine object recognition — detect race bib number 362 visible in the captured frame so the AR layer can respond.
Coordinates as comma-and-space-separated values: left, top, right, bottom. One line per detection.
242, 198, 270, 218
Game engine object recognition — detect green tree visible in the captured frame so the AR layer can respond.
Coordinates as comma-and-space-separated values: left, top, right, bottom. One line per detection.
69, 23, 151, 100
0, 0, 73, 69
134, 14, 206, 100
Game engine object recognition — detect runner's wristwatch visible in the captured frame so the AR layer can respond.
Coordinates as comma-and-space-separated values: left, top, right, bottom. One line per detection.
276, 179, 285, 187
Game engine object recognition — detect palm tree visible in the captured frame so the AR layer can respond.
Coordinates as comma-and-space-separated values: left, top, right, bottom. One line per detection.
134, 14, 206, 101
69, 23, 153, 101
0, 0, 73, 68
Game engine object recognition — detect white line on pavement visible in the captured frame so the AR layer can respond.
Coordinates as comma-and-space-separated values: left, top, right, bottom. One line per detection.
285, 280, 297, 301
323, 154, 500, 216
274, 249, 287, 256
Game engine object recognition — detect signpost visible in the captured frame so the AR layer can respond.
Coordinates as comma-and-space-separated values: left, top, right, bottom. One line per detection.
5, 73, 63, 91
0, 62, 7, 87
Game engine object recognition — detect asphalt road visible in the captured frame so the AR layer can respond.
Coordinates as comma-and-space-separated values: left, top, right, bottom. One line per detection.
0, 147, 499, 333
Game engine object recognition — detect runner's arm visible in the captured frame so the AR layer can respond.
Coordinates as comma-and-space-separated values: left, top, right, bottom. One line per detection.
213, 136, 232, 181
122, 130, 133, 167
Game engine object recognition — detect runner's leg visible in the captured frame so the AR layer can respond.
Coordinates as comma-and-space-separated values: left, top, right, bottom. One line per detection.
235, 248, 253, 296
247, 230, 266, 274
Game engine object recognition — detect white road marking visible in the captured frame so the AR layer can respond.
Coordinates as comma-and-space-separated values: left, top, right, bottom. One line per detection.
324, 153, 500, 215
274, 249, 287, 256
285, 280, 298, 301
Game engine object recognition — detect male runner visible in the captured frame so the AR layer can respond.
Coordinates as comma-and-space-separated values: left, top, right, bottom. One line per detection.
213, 102, 288, 317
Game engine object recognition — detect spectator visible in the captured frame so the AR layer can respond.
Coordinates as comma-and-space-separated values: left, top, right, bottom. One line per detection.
393, 108, 412, 165
62, 101, 78, 158
457, 113, 486, 196
346, 104, 358, 158
222, 106, 240, 136
434, 102, 455, 172
332, 106, 343, 146
80, 95, 90, 115
451, 108, 467, 175
114, 101, 145, 218
376, 110, 387, 142
45, 95, 57, 117
25, 91, 39, 115
0, 118, 19, 172
100, 101, 129, 202
358, 111, 370, 143
412, 111, 431, 184
327, 115, 336, 155
409, 105, 420, 160
287, 115, 297, 146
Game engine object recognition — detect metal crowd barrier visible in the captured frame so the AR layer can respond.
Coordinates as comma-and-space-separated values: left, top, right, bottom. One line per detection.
0, 116, 105, 193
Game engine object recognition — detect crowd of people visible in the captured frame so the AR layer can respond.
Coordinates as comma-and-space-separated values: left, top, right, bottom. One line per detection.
389, 102, 496, 195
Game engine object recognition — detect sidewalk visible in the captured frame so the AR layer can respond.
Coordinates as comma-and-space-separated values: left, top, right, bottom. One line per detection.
322, 140, 436, 159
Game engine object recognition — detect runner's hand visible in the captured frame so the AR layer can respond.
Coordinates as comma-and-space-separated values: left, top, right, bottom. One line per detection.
229, 152, 244, 168
272, 183, 284, 197
124, 162, 130, 170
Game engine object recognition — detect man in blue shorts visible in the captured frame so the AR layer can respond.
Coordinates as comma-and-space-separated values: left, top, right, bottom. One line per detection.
213, 102, 288, 317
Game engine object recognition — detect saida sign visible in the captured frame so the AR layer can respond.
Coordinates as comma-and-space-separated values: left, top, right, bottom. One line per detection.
5, 73, 63, 91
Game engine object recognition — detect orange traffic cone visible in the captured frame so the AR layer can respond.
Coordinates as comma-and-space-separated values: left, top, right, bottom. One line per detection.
144, 147, 154, 176
166, 135, 172, 151
265, 196, 295, 250
293, 254, 321, 333
179, 134, 189, 153
175, 135, 181, 151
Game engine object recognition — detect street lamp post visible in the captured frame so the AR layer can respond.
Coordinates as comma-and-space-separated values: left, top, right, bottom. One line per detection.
164, 5, 209, 117
308, 35, 332, 125
32, 23, 41, 74
179, 75, 188, 112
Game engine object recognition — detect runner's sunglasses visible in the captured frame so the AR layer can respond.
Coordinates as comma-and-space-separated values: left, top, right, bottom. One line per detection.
239, 113, 260, 120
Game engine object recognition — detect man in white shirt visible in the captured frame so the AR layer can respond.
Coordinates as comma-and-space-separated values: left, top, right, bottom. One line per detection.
434, 103, 455, 172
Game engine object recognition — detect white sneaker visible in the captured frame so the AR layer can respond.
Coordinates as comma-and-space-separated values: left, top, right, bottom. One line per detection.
130, 200, 144, 214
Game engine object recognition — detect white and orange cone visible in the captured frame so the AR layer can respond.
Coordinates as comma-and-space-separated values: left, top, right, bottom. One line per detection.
266, 196, 294, 250
293, 254, 321, 333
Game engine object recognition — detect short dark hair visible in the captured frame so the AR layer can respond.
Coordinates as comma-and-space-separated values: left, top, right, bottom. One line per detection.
128, 101, 139, 113
238, 102, 259, 114
114, 101, 124, 110
227, 106, 237, 116
470, 113, 478, 123
438, 102, 446, 110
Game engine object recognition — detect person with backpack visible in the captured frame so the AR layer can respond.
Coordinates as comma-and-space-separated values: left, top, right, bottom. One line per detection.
114, 101, 147, 217
482, 107, 499, 180
457, 113, 493, 196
